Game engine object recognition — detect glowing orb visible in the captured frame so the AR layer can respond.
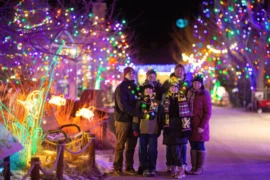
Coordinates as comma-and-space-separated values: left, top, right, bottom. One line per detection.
176, 18, 188, 28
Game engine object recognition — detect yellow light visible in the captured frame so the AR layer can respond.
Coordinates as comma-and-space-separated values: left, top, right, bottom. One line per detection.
49, 95, 66, 106
75, 107, 95, 121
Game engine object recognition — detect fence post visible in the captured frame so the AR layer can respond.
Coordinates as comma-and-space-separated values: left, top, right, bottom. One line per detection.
3, 156, 10, 180
31, 157, 40, 180
86, 132, 95, 168
56, 141, 65, 180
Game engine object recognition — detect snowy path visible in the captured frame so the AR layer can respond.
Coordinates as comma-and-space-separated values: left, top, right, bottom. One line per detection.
105, 106, 270, 180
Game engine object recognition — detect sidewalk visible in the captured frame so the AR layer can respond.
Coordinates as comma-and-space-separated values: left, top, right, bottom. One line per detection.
105, 106, 270, 180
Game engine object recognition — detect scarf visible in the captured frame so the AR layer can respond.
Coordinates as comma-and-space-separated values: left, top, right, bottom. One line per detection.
187, 88, 198, 117
187, 88, 202, 116
163, 91, 191, 134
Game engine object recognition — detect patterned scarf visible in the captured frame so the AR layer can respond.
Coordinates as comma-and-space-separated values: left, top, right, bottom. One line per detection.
186, 88, 198, 116
163, 91, 191, 133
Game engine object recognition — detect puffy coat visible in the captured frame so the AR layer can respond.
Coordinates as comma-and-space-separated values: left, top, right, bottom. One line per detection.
189, 90, 212, 141
114, 78, 143, 122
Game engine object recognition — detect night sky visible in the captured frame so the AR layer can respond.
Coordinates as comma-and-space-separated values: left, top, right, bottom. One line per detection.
113, 0, 202, 64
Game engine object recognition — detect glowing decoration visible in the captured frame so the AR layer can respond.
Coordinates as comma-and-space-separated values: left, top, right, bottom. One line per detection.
0, 40, 65, 167
17, 90, 44, 119
75, 107, 95, 121
49, 95, 67, 106
176, 18, 188, 28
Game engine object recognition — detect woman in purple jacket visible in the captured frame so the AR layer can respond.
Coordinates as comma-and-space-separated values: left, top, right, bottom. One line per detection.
186, 75, 212, 175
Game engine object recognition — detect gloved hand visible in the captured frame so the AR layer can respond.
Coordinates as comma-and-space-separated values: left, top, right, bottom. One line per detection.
198, 127, 204, 133
133, 131, 139, 137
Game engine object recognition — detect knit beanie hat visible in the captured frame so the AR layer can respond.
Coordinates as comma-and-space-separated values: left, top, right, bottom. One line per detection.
192, 74, 204, 84
168, 76, 179, 87
146, 69, 157, 76
123, 67, 135, 77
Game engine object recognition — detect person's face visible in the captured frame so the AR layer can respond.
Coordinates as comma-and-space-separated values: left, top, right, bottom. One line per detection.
174, 67, 185, 79
193, 81, 202, 90
147, 73, 157, 82
125, 70, 136, 80
169, 85, 179, 93
144, 88, 153, 96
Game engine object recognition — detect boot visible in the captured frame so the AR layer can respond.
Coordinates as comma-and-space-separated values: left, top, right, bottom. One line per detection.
187, 150, 197, 175
171, 166, 177, 177
193, 151, 206, 175
174, 166, 185, 179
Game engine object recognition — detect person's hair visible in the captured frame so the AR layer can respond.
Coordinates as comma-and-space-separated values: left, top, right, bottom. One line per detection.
174, 64, 185, 72
146, 69, 157, 76
174, 64, 186, 80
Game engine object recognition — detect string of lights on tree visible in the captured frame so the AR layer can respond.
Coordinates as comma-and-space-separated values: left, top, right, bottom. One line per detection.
182, 0, 270, 90
0, 0, 134, 93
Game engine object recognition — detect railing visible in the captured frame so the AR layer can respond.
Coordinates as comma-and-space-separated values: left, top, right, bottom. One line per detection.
1, 117, 109, 180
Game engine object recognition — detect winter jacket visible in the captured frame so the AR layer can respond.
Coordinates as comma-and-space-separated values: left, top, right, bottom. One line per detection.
132, 99, 164, 135
152, 81, 163, 101
114, 78, 143, 122
162, 96, 189, 145
188, 89, 212, 141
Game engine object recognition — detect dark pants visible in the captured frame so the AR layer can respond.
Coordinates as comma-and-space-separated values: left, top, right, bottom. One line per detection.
166, 143, 187, 166
189, 141, 205, 151
113, 121, 138, 170
166, 144, 184, 167
138, 134, 158, 171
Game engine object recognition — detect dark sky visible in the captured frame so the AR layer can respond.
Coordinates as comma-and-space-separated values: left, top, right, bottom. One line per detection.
113, 0, 201, 63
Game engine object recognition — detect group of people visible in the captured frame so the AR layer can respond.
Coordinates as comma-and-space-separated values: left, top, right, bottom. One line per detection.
113, 64, 212, 179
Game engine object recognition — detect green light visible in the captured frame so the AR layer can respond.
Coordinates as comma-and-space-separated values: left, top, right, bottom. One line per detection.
213, 36, 217, 40
230, 31, 234, 35
131, 90, 135, 94
228, 6, 234, 11
122, 20, 126, 24
89, 13, 93, 18
218, 61, 221, 65
142, 103, 146, 108
22, 18, 26, 22
245, 75, 249, 79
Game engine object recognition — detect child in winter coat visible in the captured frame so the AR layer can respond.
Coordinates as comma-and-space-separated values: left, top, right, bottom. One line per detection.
132, 81, 164, 177
161, 76, 191, 179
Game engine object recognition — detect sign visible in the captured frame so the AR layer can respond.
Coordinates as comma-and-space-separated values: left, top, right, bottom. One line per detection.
0, 123, 23, 160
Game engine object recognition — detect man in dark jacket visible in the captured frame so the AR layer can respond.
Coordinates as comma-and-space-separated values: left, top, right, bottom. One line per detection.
113, 67, 144, 176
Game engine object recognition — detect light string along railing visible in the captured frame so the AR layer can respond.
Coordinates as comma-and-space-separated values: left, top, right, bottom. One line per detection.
21, 134, 95, 180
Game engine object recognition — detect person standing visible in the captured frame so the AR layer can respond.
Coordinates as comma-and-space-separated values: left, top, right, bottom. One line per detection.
113, 67, 144, 176
143, 69, 163, 101
186, 75, 212, 175
132, 81, 164, 177
162, 64, 191, 172
161, 76, 191, 179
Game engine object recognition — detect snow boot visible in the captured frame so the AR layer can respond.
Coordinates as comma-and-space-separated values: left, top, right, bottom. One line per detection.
187, 150, 197, 174
193, 151, 206, 175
